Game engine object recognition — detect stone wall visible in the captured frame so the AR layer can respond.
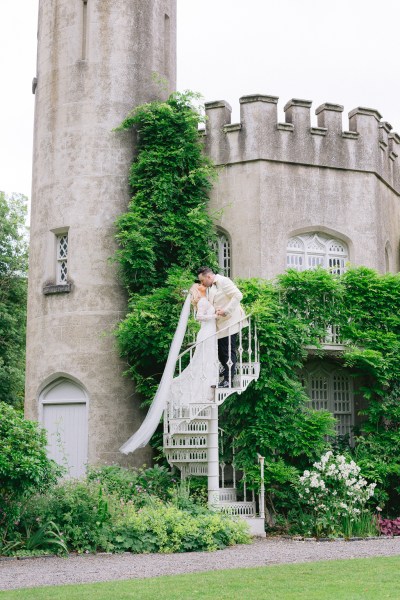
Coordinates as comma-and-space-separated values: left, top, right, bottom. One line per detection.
26, 0, 177, 467
204, 96, 400, 278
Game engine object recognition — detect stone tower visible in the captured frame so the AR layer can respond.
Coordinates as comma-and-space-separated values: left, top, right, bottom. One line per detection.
26, 0, 177, 474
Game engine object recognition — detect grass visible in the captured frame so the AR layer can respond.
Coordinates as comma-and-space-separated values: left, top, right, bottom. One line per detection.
1, 556, 400, 599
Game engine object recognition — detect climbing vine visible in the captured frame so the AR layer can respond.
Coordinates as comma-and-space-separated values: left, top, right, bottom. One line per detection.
115, 92, 218, 399
114, 92, 400, 516
114, 91, 217, 295
220, 268, 400, 515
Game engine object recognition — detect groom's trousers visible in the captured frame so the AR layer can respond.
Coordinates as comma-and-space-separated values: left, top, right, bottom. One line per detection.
218, 334, 237, 385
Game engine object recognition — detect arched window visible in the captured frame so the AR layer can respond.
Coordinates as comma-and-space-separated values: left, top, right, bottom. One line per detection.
211, 230, 231, 277
40, 378, 88, 478
303, 366, 354, 440
287, 232, 348, 274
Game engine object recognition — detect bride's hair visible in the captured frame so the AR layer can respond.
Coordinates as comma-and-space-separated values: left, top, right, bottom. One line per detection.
189, 283, 201, 306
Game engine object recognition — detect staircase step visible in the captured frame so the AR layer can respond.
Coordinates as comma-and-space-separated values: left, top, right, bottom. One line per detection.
165, 448, 208, 462
164, 433, 208, 448
219, 487, 238, 502
168, 420, 209, 434
178, 463, 209, 476
219, 501, 256, 516
214, 376, 258, 404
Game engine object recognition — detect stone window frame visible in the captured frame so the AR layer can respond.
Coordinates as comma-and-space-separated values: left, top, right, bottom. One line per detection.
43, 227, 72, 295
287, 232, 348, 275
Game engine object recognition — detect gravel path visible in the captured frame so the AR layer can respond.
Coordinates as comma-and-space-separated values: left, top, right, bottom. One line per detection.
1, 537, 400, 591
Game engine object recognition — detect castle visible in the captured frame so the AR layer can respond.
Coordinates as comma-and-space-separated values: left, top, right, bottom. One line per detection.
25, 1, 400, 477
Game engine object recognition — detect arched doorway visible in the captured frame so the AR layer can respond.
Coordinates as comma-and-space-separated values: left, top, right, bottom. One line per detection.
40, 378, 88, 478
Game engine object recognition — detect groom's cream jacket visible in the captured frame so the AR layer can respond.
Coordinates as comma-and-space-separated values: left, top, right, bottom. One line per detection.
208, 274, 246, 339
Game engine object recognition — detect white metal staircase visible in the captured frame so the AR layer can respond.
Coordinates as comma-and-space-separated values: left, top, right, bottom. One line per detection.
119, 297, 264, 535
163, 315, 264, 533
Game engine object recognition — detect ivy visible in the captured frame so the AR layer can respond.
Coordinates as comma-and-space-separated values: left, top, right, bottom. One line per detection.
114, 92, 219, 406
114, 91, 400, 517
114, 92, 218, 295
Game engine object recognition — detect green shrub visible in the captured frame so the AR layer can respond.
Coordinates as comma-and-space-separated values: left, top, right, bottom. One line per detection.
87, 464, 177, 505
0, 402, 61, 546
19, 480, 113, 553
109, 499, 250, 553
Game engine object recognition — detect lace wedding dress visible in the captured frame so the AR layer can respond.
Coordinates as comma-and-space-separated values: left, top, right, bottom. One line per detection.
169, 296, 218, 413
120, 295, 218, 454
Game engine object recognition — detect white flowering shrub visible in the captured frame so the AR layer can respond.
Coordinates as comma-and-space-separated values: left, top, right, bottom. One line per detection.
297, 451, 378, 537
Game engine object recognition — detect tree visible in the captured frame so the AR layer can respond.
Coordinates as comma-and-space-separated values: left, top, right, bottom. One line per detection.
0, 192, 28, 407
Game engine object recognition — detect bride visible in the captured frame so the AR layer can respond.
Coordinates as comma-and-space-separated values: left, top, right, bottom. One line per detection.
119, 282, 218, 454
169, 283, 219, 413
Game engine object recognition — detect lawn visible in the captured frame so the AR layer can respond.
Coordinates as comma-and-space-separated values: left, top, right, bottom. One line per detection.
1, 556, 400, 600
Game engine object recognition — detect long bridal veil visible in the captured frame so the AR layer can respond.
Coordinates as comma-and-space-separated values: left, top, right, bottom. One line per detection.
120, 294, 191, 455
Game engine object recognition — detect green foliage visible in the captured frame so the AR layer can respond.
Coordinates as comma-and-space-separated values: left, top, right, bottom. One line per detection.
87, 464, 177, 504
7, 470, 249, 555
353, 384, 400, 514
0, 402, 61, 546
219, 268, 400, 518
219, 276, 335, 513
116, 267, 196, 401
0, 192, 28, 407
4, 520, 68, 556
109, 499, 250, 553
114, 91, 218, 295
18, 480, 114, 553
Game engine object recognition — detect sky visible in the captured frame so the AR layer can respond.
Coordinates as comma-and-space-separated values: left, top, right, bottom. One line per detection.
1, 0, 399, 199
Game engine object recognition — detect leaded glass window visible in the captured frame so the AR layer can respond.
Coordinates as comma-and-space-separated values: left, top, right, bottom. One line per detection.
211, 231, 231, 277
56, 233, 68, 284
305, 366, 354, 440
287, 233, 348, 274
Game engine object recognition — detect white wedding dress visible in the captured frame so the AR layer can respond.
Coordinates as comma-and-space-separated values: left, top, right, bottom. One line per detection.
169, 296, 218, 412
120, 295, 218, 454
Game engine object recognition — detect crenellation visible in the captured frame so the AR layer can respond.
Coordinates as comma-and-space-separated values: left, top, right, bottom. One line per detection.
310, 127, 327, 136
284, 98, 312, 130
239, 95, 278, 130
204, 100, 232, 125
342, 130, 359, 139
223, 123, 242, 133
239, 95, 278, 155
277, 122, 294, 132
204, 95, 399, 194
348, 107, 382, 137
389, 132, 400, 157
315, 103, 344, 133
204, 100, 232, 163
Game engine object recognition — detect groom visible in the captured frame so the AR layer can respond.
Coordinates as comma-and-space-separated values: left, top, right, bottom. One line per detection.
197, 266, 245, 388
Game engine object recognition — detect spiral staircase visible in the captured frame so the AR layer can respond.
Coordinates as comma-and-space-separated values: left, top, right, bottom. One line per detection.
162, 316, 265, 535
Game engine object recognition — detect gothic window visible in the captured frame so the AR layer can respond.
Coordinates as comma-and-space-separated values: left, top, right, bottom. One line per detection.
287, 233, 348, 274
211, 231, 231, 277
304, 366, 354, 440
56, 233, 68, 284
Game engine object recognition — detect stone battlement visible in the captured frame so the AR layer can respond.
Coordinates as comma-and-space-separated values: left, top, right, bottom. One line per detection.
203, 95, 400, 194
